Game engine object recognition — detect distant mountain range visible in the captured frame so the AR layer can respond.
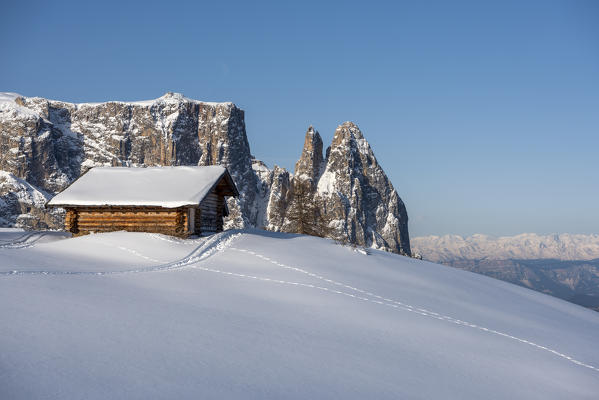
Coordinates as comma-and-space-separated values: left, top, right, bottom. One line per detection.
412, 233, 599, 311
412, 233, 599, 262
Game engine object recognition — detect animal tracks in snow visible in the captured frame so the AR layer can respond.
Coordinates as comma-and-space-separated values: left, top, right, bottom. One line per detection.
221, 247, 599, 374
2, 232, 597, 374
0, 232, 50, 249
0, 231, 242, 277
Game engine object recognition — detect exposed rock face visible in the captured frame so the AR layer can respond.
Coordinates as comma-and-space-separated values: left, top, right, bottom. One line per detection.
0, 171, 63, 229
263, 165, 292, 231
0, 92, 410, 255
294, 126, 324, 188
319, 122, 410, 254
299, 123, 410, 254
0, 92, 258, 228
256, 123, 411, 255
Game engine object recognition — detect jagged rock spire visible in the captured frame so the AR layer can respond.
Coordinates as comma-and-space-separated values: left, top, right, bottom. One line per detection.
294, 125, 324, 188
316, 121, 411, 256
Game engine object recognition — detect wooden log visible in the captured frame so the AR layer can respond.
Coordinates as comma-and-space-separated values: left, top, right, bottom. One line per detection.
78, 216, 170, 221
62, 205, 193, 238
64, 208, 79, 234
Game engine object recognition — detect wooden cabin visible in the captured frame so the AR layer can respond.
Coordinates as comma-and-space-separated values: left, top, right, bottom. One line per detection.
46, 166, 239, 237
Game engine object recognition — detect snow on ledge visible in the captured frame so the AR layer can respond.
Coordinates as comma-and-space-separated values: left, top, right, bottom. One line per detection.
0, 92, 236, 109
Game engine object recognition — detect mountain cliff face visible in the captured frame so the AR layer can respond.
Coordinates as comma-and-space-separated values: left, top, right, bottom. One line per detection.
0, 92, 410, 255
0, 92, 258, 228
317, 123, 410, 254
0, 171, 63, 229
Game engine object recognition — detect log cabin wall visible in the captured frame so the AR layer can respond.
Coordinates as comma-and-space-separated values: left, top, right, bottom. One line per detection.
199, 192, 220, 233
65, 206, 192, 238
216, 195, 225, 232
199, 189, 226, 233
194, 207, 202, 235
65, 209, 78, 234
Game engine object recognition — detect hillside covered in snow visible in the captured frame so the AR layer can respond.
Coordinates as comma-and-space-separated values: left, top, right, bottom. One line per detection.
1, 229, 598, 399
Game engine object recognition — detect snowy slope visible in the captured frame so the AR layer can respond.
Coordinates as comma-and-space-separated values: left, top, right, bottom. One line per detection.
1, 230, 598, 399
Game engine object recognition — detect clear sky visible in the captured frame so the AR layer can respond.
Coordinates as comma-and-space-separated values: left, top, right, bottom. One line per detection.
1, 0, 598, 237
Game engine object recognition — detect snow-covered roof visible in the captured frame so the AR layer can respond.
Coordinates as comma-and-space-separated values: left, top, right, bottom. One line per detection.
47, 166, 238, 208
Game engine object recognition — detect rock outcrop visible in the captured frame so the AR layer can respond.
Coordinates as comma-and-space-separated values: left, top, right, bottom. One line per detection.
262, 123, 410, 255
0, 92, 410, 255
0, 171, 63, 229
294, 126, 324, 188
318, 122, 410, 255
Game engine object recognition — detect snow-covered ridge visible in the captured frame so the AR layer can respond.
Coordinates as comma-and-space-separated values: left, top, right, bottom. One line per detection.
80, 91, 235, 107
0, 91, 234, 109
0, 92, 39, 120
412, 233, 599, 262
0, 92, 21, 102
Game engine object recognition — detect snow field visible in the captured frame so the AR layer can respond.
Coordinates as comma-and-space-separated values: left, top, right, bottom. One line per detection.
1, 229, 598, 399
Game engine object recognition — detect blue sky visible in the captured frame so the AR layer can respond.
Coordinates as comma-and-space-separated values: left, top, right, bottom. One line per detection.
1, 0, 598, 237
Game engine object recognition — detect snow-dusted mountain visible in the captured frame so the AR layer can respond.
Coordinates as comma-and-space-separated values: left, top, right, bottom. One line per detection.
255, 124, 410, 254
412, 233, 599, 311
0, 92, 410, 255
412, 233, 599, 262
1, 229, 598, 399
0, 171, 62, 228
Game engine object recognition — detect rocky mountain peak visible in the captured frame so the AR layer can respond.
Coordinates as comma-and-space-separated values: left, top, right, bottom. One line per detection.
329, 121, 375, 165
158, 92, 186, 102
318, 122, 381, 194
333, 121, 364, 140
316, 122, 410, 255
294, 125, 324, 187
